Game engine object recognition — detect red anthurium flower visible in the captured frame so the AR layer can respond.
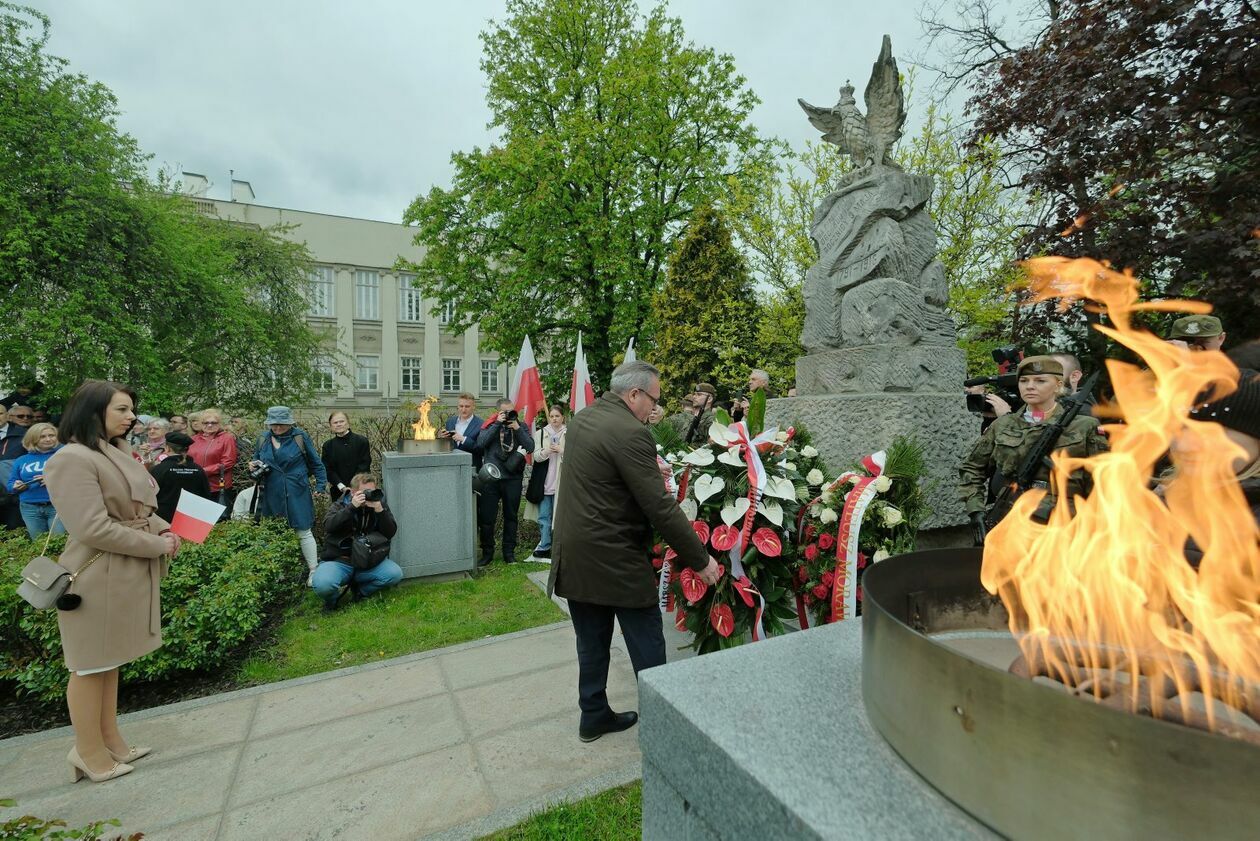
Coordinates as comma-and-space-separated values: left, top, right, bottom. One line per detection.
804, 543, 820, 562
679, 567, 708, 604
710, 603, 734, 638
812, 583, 829, 600
652, 543, 663, 557
751, 527, 781, 557
818, 533, 836, 551
732, 575, 758, 608
664, 547, 678, 563
711, 525, 739, 551
675, 607, 688, 631
691, 520, 710, 545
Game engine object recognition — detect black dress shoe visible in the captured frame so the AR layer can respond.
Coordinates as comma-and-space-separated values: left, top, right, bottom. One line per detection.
477, 556, 492, 568
579, 710, 638, 742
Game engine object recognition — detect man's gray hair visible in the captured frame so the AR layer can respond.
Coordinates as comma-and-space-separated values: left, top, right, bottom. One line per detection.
609, 360, 660, 395
751, 368, 770, 384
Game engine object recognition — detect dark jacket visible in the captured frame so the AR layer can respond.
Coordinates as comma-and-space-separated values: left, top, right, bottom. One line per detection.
547, 392, 708, 608
445, 414, 485, 469
149, 454, 213, 522
321, 431, 372, 494
0, 423, 26, 461
321, 492, 398, 562
476, 416, 534, 478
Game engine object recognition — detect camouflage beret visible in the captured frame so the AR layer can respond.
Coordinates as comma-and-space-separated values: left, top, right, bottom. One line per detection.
1016, 355, 1064, 377
1170, 315, 1223, 339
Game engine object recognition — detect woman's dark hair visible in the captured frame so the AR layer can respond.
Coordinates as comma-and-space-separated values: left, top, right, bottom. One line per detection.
58, 380, 138, 452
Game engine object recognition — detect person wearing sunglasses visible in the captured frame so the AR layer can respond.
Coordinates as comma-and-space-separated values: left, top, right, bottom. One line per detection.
188, 408, 238, 508
43, 380, 181, 784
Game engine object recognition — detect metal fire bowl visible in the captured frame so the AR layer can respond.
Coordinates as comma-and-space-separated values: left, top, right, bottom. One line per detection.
397, 438, 452, 455
861, 548, 1260, 841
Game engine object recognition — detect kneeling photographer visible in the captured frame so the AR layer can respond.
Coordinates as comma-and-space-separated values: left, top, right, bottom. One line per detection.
312, 473, 403, 610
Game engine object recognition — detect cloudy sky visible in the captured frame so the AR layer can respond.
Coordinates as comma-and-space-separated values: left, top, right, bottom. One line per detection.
31, 0, 964, 223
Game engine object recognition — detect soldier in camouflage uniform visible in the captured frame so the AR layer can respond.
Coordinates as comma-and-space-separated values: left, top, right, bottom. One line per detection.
959, 356, 1109, 534
666, 382, 717, 445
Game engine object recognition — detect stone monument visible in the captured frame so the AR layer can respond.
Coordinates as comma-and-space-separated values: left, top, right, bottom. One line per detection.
765, 35, 973, 529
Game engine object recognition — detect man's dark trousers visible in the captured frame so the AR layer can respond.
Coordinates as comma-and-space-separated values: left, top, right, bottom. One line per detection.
478, 475, 522, 562
567, 599, 665, 728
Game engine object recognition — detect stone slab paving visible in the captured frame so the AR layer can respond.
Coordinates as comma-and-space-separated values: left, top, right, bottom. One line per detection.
0, 620, 645, 840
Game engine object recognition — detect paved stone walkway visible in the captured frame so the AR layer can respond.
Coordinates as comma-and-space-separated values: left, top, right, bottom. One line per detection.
0, 616, 649, 840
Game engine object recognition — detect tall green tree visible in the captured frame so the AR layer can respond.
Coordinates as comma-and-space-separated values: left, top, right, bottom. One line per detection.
0, 5, 323, 411
649, 206, 758, 400
400, 0, 769, 389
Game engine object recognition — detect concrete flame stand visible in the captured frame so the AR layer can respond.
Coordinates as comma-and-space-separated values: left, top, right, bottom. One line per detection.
381, 439, 476, 579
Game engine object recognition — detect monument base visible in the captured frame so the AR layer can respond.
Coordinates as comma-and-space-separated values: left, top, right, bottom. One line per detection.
795, 343, 966, 395
381, 450, 476, 579
639, 621, 993, 840
766, 393, 974, 529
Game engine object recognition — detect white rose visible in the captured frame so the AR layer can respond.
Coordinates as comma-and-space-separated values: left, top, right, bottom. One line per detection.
873, 475, 892, 493
873, 548, 890, 563
810, 504, 822, 517
783, 461, 796, 472
801, 445, 818, 458
819, 508, 838, 525
882, 506, 903, 526
821, 488, 836, 506
775, 431, 788, 442
806, 468, 825, 486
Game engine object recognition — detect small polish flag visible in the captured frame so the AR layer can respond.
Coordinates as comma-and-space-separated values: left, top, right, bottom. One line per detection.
510, 334, 547, 429
169, 489, 226, 544
570, 332, 595, 414
624, 337, 637, 363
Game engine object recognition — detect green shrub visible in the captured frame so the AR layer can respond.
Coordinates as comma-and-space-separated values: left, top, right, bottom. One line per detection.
0, 797, 140, 840
0, 520, 299, 702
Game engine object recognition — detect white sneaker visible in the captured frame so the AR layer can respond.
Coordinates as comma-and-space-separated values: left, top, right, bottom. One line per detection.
307, 571, 315, 587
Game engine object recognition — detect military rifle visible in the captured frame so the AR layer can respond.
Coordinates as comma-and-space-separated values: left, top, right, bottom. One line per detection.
981, 370, 1101, 534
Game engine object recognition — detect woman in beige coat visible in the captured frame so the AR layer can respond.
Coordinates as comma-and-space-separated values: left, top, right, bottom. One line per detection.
44, 380, 181, 784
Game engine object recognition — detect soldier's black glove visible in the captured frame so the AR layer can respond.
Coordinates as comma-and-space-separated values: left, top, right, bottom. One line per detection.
969, 511, 987, 546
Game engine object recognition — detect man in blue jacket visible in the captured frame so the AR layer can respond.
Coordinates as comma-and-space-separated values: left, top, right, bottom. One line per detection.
441, 392, 484, 469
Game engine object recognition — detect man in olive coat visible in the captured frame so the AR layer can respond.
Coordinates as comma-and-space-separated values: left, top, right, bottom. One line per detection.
548, 360, 719, 742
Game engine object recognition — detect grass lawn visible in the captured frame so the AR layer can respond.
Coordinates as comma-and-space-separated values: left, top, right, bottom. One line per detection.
237, 559, 564, 684
482, 781, 642, 840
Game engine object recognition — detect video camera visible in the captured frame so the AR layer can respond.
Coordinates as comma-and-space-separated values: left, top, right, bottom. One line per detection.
964, 346, 1025, 416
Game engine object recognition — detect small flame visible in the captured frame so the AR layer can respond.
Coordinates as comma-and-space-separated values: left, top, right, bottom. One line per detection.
982, 256, 1259, 737
412, 396, 439, 440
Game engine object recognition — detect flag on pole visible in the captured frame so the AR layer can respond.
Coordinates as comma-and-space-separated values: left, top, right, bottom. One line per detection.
624, 337, 637, 363
169, 489, 226, 544
510, 334, 546, 428
570, 332, 595, 413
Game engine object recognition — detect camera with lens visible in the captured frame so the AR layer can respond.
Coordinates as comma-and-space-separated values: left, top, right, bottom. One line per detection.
503, 409, 518, 423
963, 346, 1025, 416
363, 488, 384, 502
248, 462, 272, 481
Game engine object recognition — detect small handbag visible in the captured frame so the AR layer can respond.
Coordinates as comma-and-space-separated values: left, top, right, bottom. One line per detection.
525, 460, 548, 505
17, 519, 103, 611
349, 532, 391, 571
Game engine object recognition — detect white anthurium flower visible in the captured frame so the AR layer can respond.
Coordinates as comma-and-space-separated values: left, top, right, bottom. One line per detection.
720, 497, 751, 525
873, 475, 892, 493
873, 548, 891, 563
709, 421, 742, 445
682, 447, 715, 467
718, 446, 745, 467
882, 506, 904, 526
680, 497, 698, 520
764, 475, 796, 501
819, 508, 839, 525
782, 461, 796, 472
801, 445, 819, 458
806, 468, 825, 486
692, 473, 726, 503
757, 499, 784, 526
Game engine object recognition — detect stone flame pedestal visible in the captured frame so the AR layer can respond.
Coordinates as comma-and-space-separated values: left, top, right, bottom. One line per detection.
381, 449, 476, 579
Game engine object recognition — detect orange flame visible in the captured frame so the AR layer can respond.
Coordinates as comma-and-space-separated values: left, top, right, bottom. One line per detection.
982, 256, 1260, 737
411, 396, 438, 440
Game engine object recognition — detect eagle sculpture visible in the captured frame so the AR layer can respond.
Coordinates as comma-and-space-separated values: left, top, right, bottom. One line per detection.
799, 35, 906, 167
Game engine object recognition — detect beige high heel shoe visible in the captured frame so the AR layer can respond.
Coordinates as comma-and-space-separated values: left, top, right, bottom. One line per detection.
107, 745, 152, 763
67, 747, 133, 783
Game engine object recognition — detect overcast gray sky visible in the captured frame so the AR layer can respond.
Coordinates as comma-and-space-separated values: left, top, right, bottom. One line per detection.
31, 0, 952, 222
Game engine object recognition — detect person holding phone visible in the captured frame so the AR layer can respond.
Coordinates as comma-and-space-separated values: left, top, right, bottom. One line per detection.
6, 422, 64, 538
475, 398, 534, 565
441, 392, 485, 469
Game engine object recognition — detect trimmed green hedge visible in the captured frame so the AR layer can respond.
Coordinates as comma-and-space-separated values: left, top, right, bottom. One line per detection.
0, 520, 299, 701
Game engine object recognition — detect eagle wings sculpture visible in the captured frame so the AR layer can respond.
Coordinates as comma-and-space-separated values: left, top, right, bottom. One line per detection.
799, 35, 906, 167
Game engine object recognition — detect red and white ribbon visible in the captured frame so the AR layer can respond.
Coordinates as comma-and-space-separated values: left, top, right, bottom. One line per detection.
728, 422, 779, 641
829, 451, 885, 623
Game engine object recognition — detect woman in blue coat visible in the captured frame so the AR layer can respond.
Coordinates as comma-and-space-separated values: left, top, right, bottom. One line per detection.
250, 406, 327, 585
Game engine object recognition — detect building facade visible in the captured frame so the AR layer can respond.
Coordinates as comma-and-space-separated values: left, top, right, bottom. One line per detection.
186, 180, 509, 414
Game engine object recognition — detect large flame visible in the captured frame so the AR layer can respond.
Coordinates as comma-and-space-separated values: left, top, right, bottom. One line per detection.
981, 257, 1260, 737
411, 396, 438, 440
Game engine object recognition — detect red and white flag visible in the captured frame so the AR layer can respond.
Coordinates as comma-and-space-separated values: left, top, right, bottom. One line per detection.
169, 489, 226, 544
624, 337, 637, 363
570, 332, 595, 413
510, 334, 546, 429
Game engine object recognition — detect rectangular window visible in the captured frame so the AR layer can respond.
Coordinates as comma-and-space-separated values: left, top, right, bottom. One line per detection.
398, 275, 424, 323
307, 266, 334, 317
354, 270, 380, 320
439, 300, 456, 325
356, 354, 380, 391
313, 356, 336, 392
442, 358, 461, 392
400, 356, 423, 392
480, 360, 500, 394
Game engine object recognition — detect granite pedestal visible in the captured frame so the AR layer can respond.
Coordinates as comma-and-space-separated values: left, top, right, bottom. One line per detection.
639, 621, 993, 840
381, 450, 476, 578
